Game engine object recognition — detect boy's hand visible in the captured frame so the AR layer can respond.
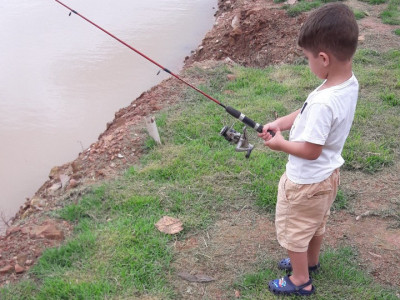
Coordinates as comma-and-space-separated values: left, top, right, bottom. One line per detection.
258, 122, 279, 141
263, 130, 285, 151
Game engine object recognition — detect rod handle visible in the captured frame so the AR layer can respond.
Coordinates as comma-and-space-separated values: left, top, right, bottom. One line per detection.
225, 106, 275, 136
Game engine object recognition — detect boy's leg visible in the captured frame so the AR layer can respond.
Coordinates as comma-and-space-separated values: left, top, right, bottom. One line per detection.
288, 250, 312, 291
307, 234, 324, 266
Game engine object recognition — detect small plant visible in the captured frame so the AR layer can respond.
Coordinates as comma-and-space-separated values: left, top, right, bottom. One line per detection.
381, 0, 400, 25
353, 9, 368, 20
395, 28, 400, 35
332, 189, 349, 210
380, 91, 400, 106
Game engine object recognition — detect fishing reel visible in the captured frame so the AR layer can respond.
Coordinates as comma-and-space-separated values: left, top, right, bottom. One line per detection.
220, 125, 254, 158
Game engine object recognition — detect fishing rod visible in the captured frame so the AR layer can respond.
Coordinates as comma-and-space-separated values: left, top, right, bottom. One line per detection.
55, 0, 274, 157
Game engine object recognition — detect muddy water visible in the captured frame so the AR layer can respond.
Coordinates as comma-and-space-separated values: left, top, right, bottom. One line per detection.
0, 0, 217, 229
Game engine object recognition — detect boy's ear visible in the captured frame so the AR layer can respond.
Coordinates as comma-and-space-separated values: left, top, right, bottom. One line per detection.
319, 52, 330, 67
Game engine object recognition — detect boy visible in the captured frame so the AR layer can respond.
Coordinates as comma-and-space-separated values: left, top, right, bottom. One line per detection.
258, 3, 359, 296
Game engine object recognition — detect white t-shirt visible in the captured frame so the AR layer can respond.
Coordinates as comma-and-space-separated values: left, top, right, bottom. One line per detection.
286, 74, 359, 184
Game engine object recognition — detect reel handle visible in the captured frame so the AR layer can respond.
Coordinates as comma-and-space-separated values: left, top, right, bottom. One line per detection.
225, 106, 275, 136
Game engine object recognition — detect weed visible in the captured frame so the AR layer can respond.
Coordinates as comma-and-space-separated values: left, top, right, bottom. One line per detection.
353, 9, 368, 20
381, 0, 400, 25
380, 90, 400, 106
234, 247, 399, 299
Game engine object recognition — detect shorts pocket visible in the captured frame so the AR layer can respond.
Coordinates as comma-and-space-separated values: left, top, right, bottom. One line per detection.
306, 180, 332, 199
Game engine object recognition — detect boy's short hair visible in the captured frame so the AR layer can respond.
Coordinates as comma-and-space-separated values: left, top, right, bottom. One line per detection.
298, 2, 359, 61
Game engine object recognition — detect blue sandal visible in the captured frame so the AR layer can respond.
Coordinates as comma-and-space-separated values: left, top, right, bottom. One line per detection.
268, 275, 315, 296
278, 257, 320, 273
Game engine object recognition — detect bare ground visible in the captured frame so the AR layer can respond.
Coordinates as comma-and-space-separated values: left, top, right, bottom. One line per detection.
1, 0, 399, 297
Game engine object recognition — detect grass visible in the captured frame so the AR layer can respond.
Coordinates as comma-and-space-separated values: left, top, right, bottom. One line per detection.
353, 9, 368, 20
1, 49, 399, 298
395, 28, 400, 35
282, 0, 342, 17
381, 0, 400, 25
359, 0, 387, 4
234, 247, 399, 299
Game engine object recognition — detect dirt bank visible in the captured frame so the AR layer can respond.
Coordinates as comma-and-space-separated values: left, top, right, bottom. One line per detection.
1, 0, 400, 293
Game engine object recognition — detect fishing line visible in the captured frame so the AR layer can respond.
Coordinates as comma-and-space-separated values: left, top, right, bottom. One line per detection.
54, 0, 274, 138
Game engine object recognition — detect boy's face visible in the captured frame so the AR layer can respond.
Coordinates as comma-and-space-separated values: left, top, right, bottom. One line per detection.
302, 48, 328, 80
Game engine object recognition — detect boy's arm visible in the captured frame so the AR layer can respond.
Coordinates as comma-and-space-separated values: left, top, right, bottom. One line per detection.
265, 137, 323, 160
258, 109, 323, 160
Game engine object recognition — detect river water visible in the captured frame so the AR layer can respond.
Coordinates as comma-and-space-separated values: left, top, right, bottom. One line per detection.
0, 0, 216, 229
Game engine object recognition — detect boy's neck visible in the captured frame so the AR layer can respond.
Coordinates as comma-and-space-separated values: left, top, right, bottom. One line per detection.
319, 59, 353, 91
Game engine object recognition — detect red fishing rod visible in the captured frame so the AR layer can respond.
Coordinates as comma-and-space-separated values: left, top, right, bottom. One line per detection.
54, 0, 274, 138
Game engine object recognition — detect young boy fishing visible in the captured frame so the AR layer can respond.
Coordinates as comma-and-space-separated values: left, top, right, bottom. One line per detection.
258, 3, 359, 296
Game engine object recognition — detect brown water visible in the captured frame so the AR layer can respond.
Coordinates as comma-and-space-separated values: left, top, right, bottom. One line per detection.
0, 0, 216, 230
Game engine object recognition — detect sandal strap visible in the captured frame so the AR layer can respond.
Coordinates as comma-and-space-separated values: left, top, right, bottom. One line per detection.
286, 276, 313, 291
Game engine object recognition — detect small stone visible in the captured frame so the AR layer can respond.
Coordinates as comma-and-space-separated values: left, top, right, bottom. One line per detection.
0, 265, 13, 274
59, 174, 70, 188
15, 264, 25, 274
68, 179, 79, 189
49, 182, 62, 192
25, 260, 33, 266
31, 222, 64, 241
31, 197, 45, 207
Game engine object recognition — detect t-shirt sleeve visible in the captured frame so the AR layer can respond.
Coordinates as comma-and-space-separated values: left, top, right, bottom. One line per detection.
301, 103, 333, 145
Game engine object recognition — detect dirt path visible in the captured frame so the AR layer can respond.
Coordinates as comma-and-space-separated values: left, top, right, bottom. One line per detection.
1, 0, 399, 296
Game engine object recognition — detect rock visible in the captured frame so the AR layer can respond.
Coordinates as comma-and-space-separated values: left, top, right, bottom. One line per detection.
48, 166, 61, 180
30, 197, 45, 208
68, 179, 79, 189
59, 174, 70, 188
231, 14, 241, 30
71, 160, 83, 173
15, 264, 25, 274
30, 222, 64, 241
49, 182, 62, 192
177, 272, 215, 283
6, 226, 21, 236
227, 74, 237, 81
25, 260, 33, 266
0, 265, 13, 274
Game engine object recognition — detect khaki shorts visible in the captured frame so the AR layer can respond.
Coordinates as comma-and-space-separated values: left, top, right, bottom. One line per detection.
275, 169, 340, 252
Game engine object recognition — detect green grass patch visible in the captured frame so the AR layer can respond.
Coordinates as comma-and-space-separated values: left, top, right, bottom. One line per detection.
1, 49, 399, 298
284, 0, 323, 17
395, 28, 400, 35
359, 0, 387, 4
353, 9, 368, 20
282, 0, 341, 17
381, 0, 400, 25
234, 247, 398, 299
